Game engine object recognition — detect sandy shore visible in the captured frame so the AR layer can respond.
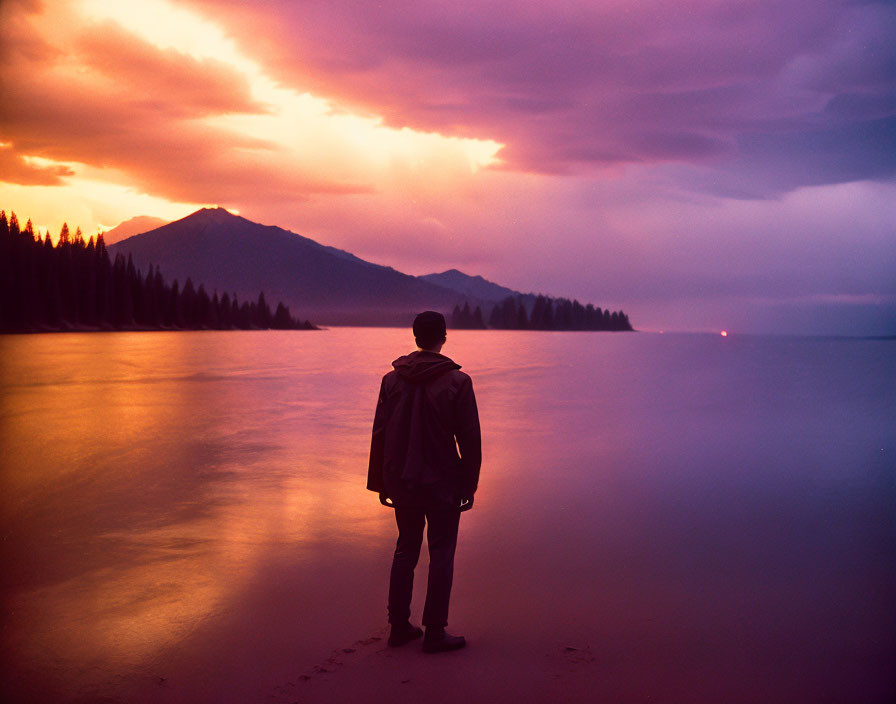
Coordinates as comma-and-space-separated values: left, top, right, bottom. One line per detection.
262, 627, 603, 704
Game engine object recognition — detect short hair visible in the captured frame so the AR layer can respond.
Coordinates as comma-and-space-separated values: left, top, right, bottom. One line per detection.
413, 311, 447, 349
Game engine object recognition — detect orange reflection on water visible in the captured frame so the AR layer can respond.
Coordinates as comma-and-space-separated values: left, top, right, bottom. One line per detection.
0, 331, 393, 701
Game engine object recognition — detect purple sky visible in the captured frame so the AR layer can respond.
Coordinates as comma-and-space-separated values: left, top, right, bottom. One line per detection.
2, 0, 894, 333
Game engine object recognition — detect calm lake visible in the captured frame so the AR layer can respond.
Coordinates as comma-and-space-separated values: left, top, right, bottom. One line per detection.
1, 329, 894, 703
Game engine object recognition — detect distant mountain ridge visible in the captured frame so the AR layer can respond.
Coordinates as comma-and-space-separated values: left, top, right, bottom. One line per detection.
101, 215, 168, 244
108, 208, 632, 329
108, 215, 517, 303
109, 208, 467, 325
418, 269, 524, 303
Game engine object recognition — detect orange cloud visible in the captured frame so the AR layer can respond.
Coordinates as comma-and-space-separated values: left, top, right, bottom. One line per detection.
0, 0, 498, 227
77, 20, 265, 118
0, 3, 374, 207
0, 144, 75, 186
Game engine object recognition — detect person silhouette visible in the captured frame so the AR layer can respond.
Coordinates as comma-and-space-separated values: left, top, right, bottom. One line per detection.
367, 311, 481, 652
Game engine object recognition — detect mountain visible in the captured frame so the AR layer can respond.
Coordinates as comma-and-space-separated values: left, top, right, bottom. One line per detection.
419, 269, 523, 303
109, 208, 465, 325
100, 215, 168, 244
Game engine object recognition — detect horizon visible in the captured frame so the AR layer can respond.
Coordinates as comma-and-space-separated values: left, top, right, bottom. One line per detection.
1, 0, 894, 336
0, 202, 867, 336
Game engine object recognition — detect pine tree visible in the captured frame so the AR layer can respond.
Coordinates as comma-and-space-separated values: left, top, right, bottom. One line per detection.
515, 301, 528, 329
231, 295, 240, 328
256, 291, 271, 328
209, 291, 221, 329
181, 278, 196, 327
501, 297, 516, 328
543, 298, 554, 330
220, 292, 232, 328
44, 235, 62, 327
126, 254, 141, 325
555, 298, 572, 329
273, 302, 292, 329
81, 238, 98, 326
451, 304, 462, 328
196, 284, 211, 327
488, 303, 502, 329
166, 279, 180, 327
473, 305, 486, 329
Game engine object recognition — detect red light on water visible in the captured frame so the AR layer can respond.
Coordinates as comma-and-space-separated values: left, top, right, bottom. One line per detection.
720, 330, 728, 337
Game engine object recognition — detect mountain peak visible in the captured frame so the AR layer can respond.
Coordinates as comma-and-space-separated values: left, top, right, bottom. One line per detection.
436, 268, 480, 281
186, 206, 242, 223
420, 269, 522, 303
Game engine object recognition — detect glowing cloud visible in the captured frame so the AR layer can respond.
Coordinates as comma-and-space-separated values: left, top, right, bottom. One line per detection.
0, 0, 503, 236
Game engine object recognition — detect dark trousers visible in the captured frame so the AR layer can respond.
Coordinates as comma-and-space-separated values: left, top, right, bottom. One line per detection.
388, 505, 461, 628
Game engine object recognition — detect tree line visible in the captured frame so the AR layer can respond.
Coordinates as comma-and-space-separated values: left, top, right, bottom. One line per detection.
0, 210, 316, 333
452, 295, 633, 331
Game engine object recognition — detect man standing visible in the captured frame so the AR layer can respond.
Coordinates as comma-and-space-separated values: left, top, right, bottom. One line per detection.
367, 311, 481, 653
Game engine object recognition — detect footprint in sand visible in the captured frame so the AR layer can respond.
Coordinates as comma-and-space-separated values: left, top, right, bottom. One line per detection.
268, 630, 388, 701
547, 644, 596, 678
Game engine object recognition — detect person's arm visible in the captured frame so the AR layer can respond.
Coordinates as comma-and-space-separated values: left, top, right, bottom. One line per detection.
454, 375, 481, 502
366, 377, 388, 494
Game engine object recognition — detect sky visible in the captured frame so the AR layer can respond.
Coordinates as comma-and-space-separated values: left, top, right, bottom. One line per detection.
1, 0, 894, 334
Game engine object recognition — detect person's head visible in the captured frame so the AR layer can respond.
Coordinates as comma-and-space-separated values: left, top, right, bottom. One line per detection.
413, 311, 447, 351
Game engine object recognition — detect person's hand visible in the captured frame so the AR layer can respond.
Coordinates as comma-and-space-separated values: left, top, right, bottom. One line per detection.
458, 496, 474, 512
379, 492, 395, 508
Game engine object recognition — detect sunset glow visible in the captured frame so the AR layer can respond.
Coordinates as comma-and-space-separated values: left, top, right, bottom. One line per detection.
2, 0, 503, 241
2, 3, 895, 697
1, 0, 893, 334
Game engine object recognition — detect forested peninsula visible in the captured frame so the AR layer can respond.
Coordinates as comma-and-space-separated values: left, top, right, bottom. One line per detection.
451, 297, 633, 331
2, 208, 633, 333
0, 210, 316, 333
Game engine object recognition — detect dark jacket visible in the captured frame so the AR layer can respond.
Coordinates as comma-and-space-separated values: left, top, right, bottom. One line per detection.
367, 350, 481, 509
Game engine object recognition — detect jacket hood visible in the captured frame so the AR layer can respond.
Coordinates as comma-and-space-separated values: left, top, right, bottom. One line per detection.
392, 350, 460, 384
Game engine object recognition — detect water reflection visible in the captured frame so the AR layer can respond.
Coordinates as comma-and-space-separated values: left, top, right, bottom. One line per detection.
1, 330, 894, 703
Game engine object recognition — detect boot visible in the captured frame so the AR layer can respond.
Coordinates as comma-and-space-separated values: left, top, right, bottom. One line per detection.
422, 626, 466, 653
388, 621, 424, 647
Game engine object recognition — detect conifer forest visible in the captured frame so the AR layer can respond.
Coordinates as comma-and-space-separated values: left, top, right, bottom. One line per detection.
451, 296, 633, 331
0, 211, 316, 333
